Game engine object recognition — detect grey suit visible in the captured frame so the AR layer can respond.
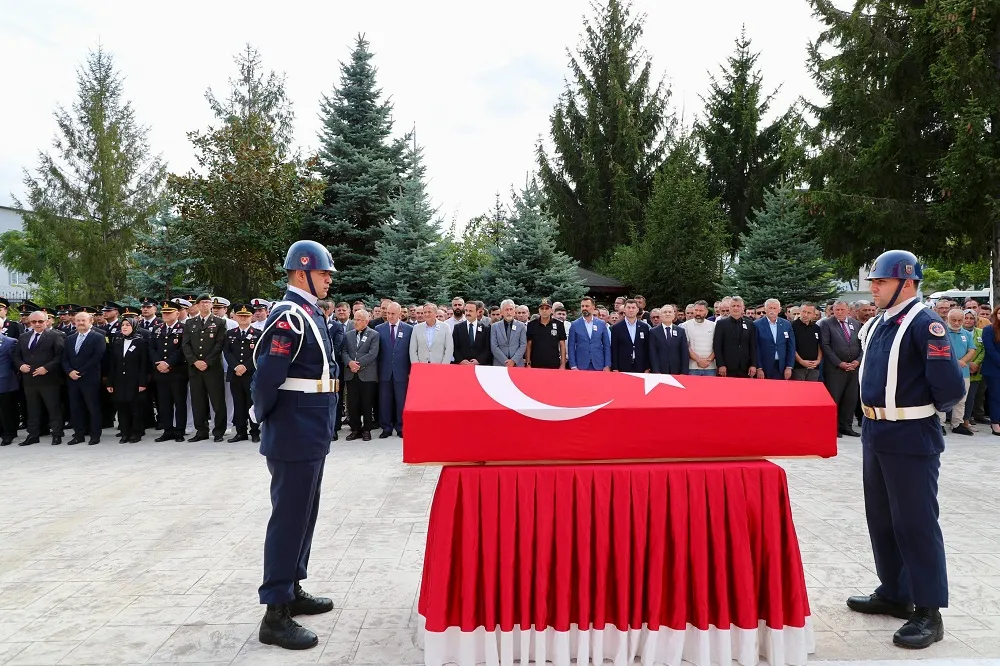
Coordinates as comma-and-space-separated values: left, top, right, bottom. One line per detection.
342, 327, 380, 433
819, 316, 863, 431
490, 319, 527, 367
409, 322, 453, 364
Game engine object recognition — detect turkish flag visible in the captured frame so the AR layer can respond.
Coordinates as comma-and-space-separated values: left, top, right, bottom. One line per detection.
402, 365, 837, 464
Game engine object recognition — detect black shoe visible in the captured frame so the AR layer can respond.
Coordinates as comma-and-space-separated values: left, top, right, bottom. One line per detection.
396, 430, 403, 438
115, 431, 122, 438
847, 593, 914, 620
67, 437, 84, 446
119, 436, 129, 444
175, 436, 185, 442
128, 435, 142, 443
287, 584, 334, 616
893, 607, 944, 649
0, 439, 11, 446
51, 436, 62, 445
258, 604, 318, 650
213, 435, 224, 442
362, 431, 371, 442
942, 426, 947, 435
88, 438, 99, 446
379, 430, 392, 439
188, 433, 209, 442
331, 432, 339, 441
17, 437, 39, 447
952, 424, 974, 436
840, 427, 860, 437
154, 433, 173, 442
251, 433, 260, 443
345, 431, 361, 441
228, 433, 248, 443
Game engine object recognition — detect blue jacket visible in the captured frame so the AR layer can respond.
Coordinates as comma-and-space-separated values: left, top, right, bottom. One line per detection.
252, 290, 339, 462
754, 316, 796, 373
0, 334, 18, 393
62, 330, 107, 386
979, 325, 1000, 378
568, 317, 612, 370
610, 319, 651, 372
648, 324, 689, 375
376, 321, 412, 382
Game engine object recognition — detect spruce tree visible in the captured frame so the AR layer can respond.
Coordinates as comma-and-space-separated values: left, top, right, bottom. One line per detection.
727, 184, 837, 307
127, 205, 203, 300
536, 0, 671, 268
602, 136, 728, 307
304, 35, 409, 303
369, 142, 449, 303
695, 28, 804, 257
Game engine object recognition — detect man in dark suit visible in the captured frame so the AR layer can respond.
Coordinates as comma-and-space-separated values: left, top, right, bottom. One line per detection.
15, 311, 65, 445
342, 308, 380, 441
820, 299, 863, 437
453, 301, 492, 366
376, 302, 412, 438
62, 310, 106, 445
182, 294, 228, 442
649, 305, 689, 375
754, 299, 796, 380
713, 296, 758, 378
611, 298, 651, 373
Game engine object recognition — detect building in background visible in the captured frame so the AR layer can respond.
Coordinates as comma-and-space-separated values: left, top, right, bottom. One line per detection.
0, 205, 32, 300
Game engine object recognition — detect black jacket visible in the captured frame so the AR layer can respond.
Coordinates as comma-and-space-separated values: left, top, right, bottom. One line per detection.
713, 316, 758, 376
15, 329, 65, 386
107, 336, 149, 400
453, 320, 493, 365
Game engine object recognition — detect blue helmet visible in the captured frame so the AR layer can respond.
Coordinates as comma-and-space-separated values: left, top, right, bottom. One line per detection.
866, 250, 922, 281
284, 240, 336, 272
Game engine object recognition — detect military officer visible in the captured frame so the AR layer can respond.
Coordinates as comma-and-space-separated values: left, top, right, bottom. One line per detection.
55, 305, 75, 334
138, 297, 162, 331
252, 240, 339, 651
101, 301, 123, 336
149, 301, 188, 442
0, 298, 25, 340
182, 294, 228, 442
847, 250, 966, 650
250, 299, 270, 330
223, 303, 260, 443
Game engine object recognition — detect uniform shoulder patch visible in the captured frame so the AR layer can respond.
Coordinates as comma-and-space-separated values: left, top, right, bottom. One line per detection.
927, 342, 952, 359
269, 336, 292, 357
276, 320, 291, 330
929, 321, 946, 337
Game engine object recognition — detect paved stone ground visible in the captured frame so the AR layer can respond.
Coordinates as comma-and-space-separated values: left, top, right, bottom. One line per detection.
0, 427, 998, 665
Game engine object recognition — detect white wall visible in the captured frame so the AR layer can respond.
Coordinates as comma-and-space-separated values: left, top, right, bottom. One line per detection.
0, 206, 31, 298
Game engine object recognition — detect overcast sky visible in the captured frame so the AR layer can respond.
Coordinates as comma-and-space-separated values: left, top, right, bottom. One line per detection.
0, 0, 827, 228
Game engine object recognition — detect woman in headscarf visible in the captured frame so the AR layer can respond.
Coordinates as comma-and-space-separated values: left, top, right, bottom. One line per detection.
106, 317, 149, 443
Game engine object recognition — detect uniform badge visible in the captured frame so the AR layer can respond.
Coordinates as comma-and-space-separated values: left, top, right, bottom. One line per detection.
269, 338, 292, 357
302, 303, 313, 316
905, 265, 914, 275
277, 320, 291, 330
173, 339, 178, 344
928, 322, 946, 337
927, 342, 951, 359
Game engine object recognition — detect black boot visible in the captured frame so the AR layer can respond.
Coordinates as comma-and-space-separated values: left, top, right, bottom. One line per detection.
847, 592, 914, 619
893, 607, 944, 649
258, 604, 318, 650
287, 583, 334, 616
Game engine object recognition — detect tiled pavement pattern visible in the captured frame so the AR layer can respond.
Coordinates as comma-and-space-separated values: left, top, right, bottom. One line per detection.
1, 429, 998, 665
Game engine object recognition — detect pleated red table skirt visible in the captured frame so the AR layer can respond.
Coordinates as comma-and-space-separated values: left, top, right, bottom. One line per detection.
418, 461, 814, 666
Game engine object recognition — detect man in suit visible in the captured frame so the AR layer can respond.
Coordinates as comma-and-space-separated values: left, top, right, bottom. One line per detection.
409, 302, 453, 364
453, 301, 492, 366
375, 302, 411, 439
489, 299, 527, 367
649, 305, 689, 375
611, 298, 651, 373
182, 294, 228, 442
820, 299, 863, 437
15, 311, 65, 445
62, 310, 106, 445
342, 308, 380, 441
568, 296, 611, 371
0, 332, 20, 445
713, 296, 758, 378
754, 298, 796, 380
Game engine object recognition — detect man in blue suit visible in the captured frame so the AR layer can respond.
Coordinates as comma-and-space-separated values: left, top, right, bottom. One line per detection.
62, 310, 107, 445
568, 296, 611, 371
252, 241, 339, 651
649, 305, 689, 375
754, 298, 795, 380
375, 302, 411, 439
611, 298, 651, 373
0, 332, 19, 446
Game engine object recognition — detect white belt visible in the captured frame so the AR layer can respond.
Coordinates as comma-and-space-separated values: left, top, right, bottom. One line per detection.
279, 377, 339, 393
861, 404, 936, 421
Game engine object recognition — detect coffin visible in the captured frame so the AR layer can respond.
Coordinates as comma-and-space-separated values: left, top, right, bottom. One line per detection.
402, 364, 837, 464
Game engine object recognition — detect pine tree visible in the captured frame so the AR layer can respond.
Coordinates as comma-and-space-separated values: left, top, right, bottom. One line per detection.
601, 136, 728, 307
369, 142, 449, 303
10, 46, 165, 302
727, 184, 837, 307
536, 0, 671, 268
303, 35, 409, 303
695, 28, 804, 257
127, 205, 203, 300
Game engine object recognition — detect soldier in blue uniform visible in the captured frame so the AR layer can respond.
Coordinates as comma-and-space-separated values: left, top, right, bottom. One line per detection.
847, 250, 966, 649
252, 240, 339, 650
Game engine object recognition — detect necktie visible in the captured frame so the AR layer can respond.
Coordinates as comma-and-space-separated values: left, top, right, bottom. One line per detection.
356, 332, 362, 348
29, 333, 38, 350
841, 321, 850, 340
468, 322, 474, 343
390, 325, 396, 347
75, 332, 85, 354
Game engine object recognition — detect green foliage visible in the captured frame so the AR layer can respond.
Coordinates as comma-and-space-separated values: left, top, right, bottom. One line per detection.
31, 266, 72, 309
695, 28, 805, 257
919, 267, 956, 295
169, 46, 323, 299
600, 136, 728, 306
11, 46, 165, 302
127, 204, 204, 300
369, 142, 449, 304
536, 0, 671, 268
727, 184, 838, 306
303, 35, 409, 303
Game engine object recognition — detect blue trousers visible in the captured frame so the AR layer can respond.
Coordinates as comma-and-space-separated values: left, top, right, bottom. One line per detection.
259, 457, 325, 605
986, 374, 1000, 424
379, 378, 408, 435
863, 446, 948, 608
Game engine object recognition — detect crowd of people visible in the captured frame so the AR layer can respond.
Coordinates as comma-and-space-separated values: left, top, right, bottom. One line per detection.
1, 289, 996, 447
